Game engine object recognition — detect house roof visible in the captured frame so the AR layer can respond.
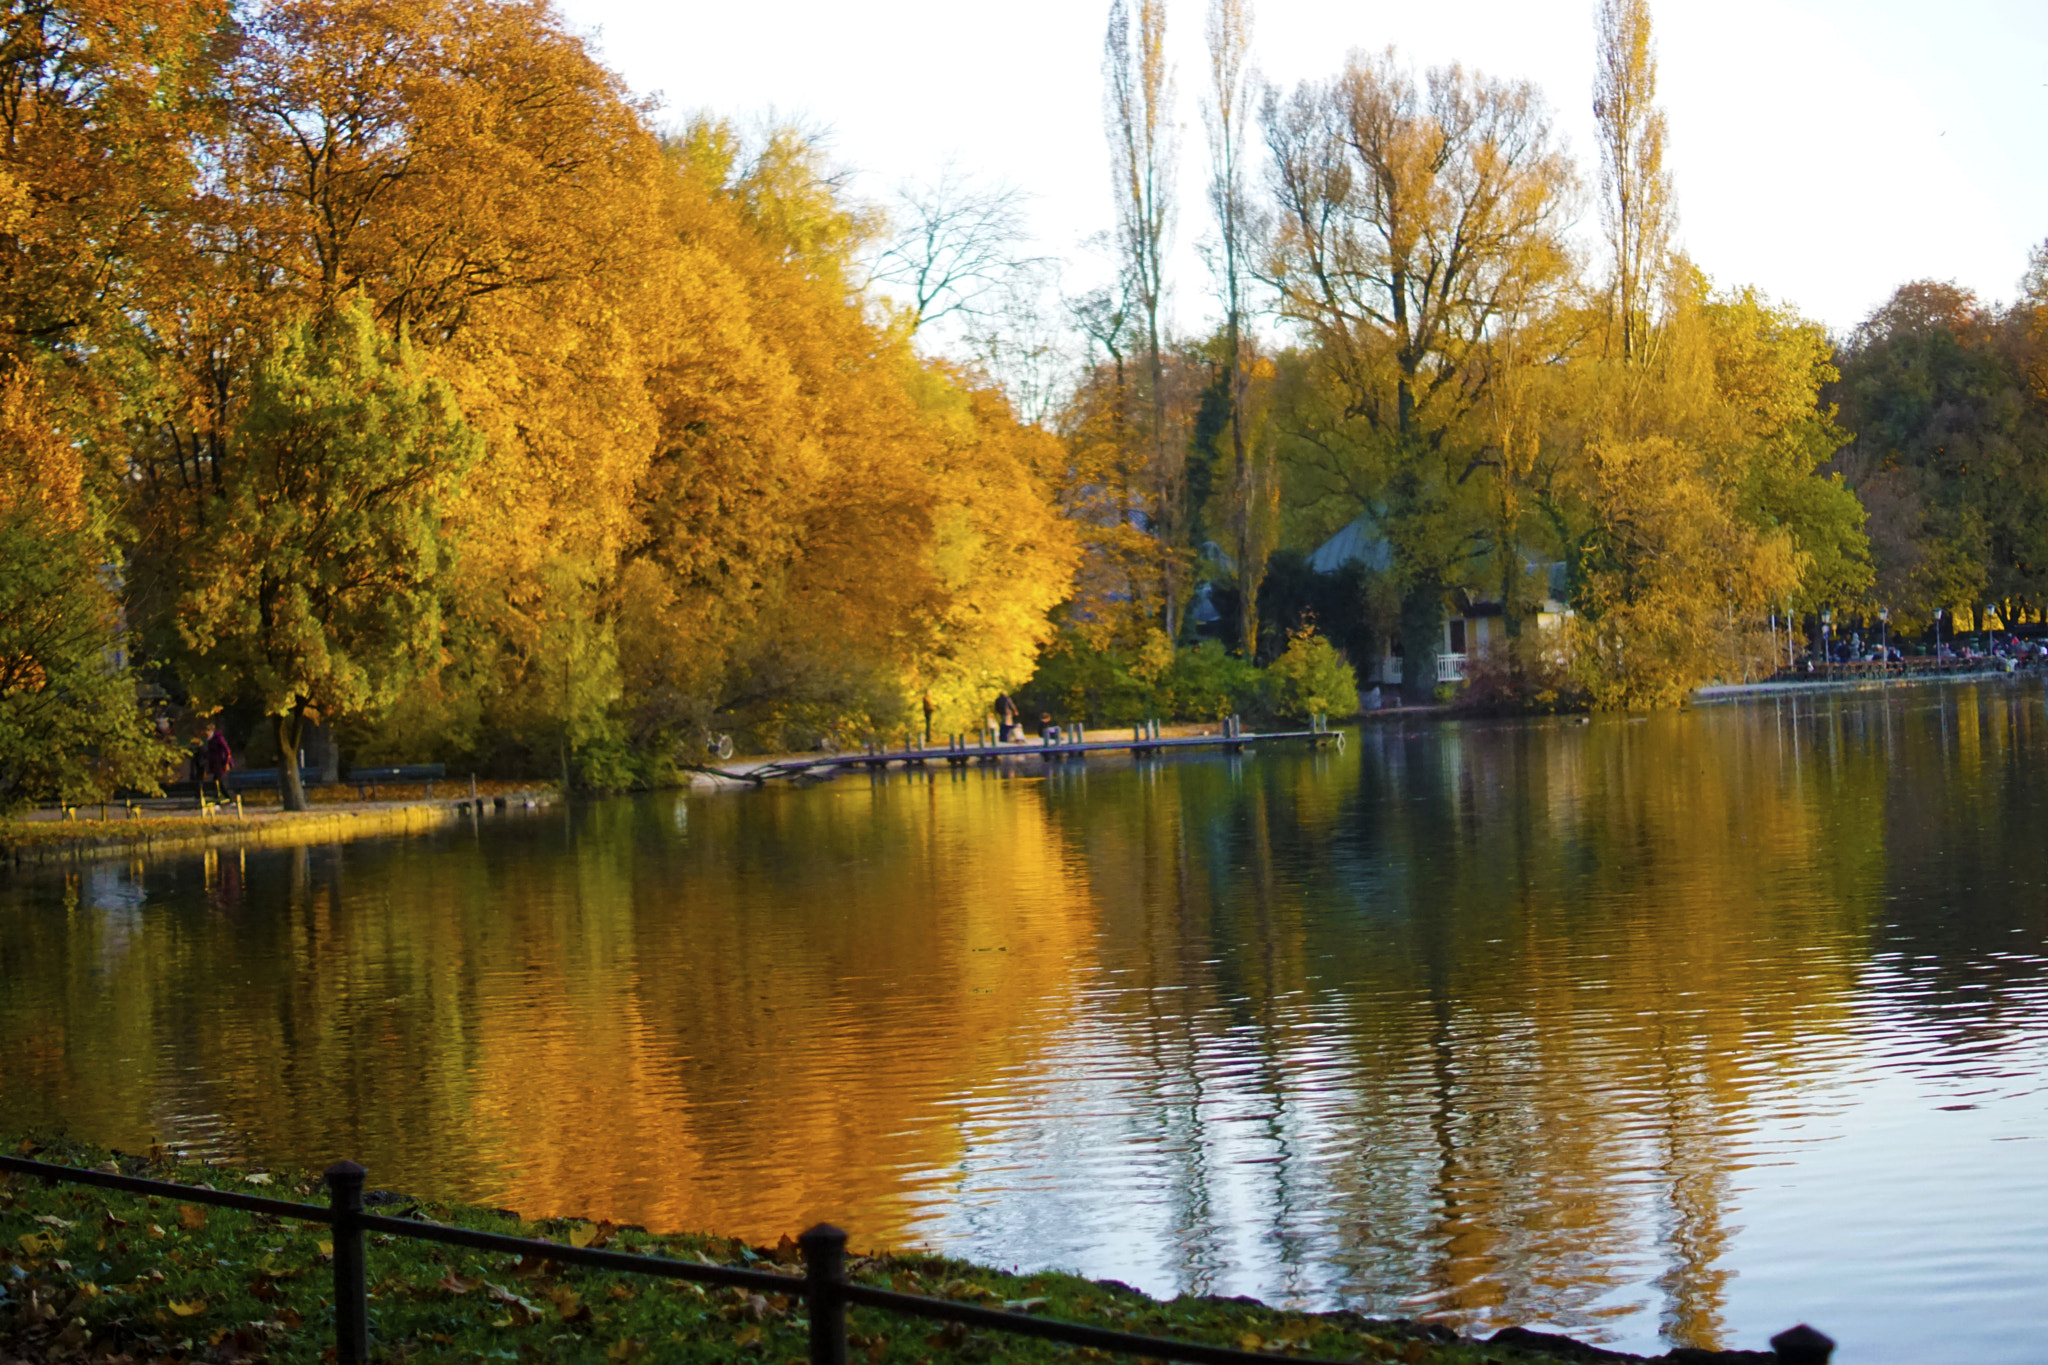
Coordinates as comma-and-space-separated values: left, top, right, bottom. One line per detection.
1308, 515, 1572, 613
1306, 516, 1393, 574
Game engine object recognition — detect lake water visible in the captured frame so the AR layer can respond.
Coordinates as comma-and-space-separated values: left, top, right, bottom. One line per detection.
5, 684, 2048, 1361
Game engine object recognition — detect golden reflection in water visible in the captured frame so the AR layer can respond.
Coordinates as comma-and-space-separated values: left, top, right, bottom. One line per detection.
9, 688, 2048, 1356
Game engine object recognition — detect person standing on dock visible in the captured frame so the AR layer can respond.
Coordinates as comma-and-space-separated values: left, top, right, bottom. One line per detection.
922, 690, 935, 743
994, 691, 1019, 742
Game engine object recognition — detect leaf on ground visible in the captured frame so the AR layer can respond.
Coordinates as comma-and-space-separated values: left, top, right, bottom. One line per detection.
169, 1297, 208, 1316
733, 1326, 763, 1349
244, 1172, 274, 1186
1003, 1297, 1049, 1312
436, 1272, 476, 1295
486, 1283, 540, 1322
279, 1307, 304, 1330
1237, 1334, 1264, 1351
177, 1204, 207, 1230
568, 1220, 613, 1249
34, 1214, 75, 1229
606, 1283, 636, 1301
249, 1276, 280, 1303
605, 1338, 648, 1362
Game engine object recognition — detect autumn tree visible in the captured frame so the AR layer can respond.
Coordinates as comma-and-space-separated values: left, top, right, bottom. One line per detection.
1570, 434, 1802, 706
1593, 0, 1672, 364
108, 0, 686, 777
871, 166, 1044, 334
1264, 49, 1576, 699
1828, 280, 2048, 625
614, 121, 1079, 764
0, 0, 225, 364
871, 166, 1070, 428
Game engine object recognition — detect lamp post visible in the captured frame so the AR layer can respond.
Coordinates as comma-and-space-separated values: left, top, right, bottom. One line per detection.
1880, 607, 1890, 678
1821, 609, 1833, 676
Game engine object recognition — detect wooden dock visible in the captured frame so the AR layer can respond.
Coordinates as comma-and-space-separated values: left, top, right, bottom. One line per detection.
728, 718, 1346, 783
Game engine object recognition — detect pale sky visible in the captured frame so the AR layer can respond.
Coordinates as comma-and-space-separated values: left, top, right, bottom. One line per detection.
554, 0, 2048, 341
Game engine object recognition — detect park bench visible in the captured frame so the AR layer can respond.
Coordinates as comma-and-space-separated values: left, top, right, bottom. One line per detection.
347, 763, 446, 798
224, 766, 322, 792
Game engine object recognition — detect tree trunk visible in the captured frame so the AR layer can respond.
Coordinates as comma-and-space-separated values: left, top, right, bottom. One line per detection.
1231, 359, 1261, 659
276, 704, 309, 813
1400, 583, 1443, 704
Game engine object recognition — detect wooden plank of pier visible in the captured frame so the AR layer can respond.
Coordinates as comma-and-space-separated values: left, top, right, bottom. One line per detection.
744, 725, 1344, 781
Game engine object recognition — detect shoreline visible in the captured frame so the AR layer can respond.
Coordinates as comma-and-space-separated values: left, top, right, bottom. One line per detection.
1693, 666, 2024, 703
0, 1134, 1816, 1365
1, 787, 556, 868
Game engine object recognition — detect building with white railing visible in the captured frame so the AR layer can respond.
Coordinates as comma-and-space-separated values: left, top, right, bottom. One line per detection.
1307, 516, 1572, 690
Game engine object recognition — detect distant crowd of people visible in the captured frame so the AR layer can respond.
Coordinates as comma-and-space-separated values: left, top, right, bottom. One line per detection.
1795, 634, 2048, 675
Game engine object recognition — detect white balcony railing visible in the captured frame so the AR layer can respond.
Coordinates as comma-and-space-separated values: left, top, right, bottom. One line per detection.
1436, 652, 1469, 683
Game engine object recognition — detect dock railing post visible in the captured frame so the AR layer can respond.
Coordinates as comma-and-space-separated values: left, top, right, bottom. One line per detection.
801, 1223, 849, 1365
326, 1161, 369, 1365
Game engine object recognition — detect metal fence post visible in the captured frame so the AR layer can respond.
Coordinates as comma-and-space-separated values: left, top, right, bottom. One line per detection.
325, 1161, 369, 1365
800, 1223, 848, 1365
1769, 1324, 1834, 1365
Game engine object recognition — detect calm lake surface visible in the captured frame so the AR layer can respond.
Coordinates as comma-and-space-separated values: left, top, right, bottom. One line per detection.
7, 684, 2048, 1360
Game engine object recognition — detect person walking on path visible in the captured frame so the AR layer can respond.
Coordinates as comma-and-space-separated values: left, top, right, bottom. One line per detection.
200, 721, 233, 804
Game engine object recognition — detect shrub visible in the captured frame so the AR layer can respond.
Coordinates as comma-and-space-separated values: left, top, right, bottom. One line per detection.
1159, 640, 1263, 721
1454, 626, 1588, 715
1263, 627, 1359, 721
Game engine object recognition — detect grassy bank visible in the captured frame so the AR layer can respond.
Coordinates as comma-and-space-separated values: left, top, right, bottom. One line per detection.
1, 785, 552, 868
0, 1137, 1780, 1365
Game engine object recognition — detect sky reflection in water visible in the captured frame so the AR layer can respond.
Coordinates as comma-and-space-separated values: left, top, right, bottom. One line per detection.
5, 682, 2048, 1362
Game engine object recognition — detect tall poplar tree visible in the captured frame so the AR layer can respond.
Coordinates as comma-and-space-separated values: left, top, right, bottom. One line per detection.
1203, 0, 1272, 657
1104, 0, 1183, 638
1593, 0, 1673, 365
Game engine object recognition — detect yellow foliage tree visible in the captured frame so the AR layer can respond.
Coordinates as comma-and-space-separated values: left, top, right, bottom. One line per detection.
1570, 436, 1803, 707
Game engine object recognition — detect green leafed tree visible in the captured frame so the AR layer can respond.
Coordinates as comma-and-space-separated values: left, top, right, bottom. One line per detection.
0, 366, 176, 807
173, 301, 478, 810
0, 512, 177, 808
